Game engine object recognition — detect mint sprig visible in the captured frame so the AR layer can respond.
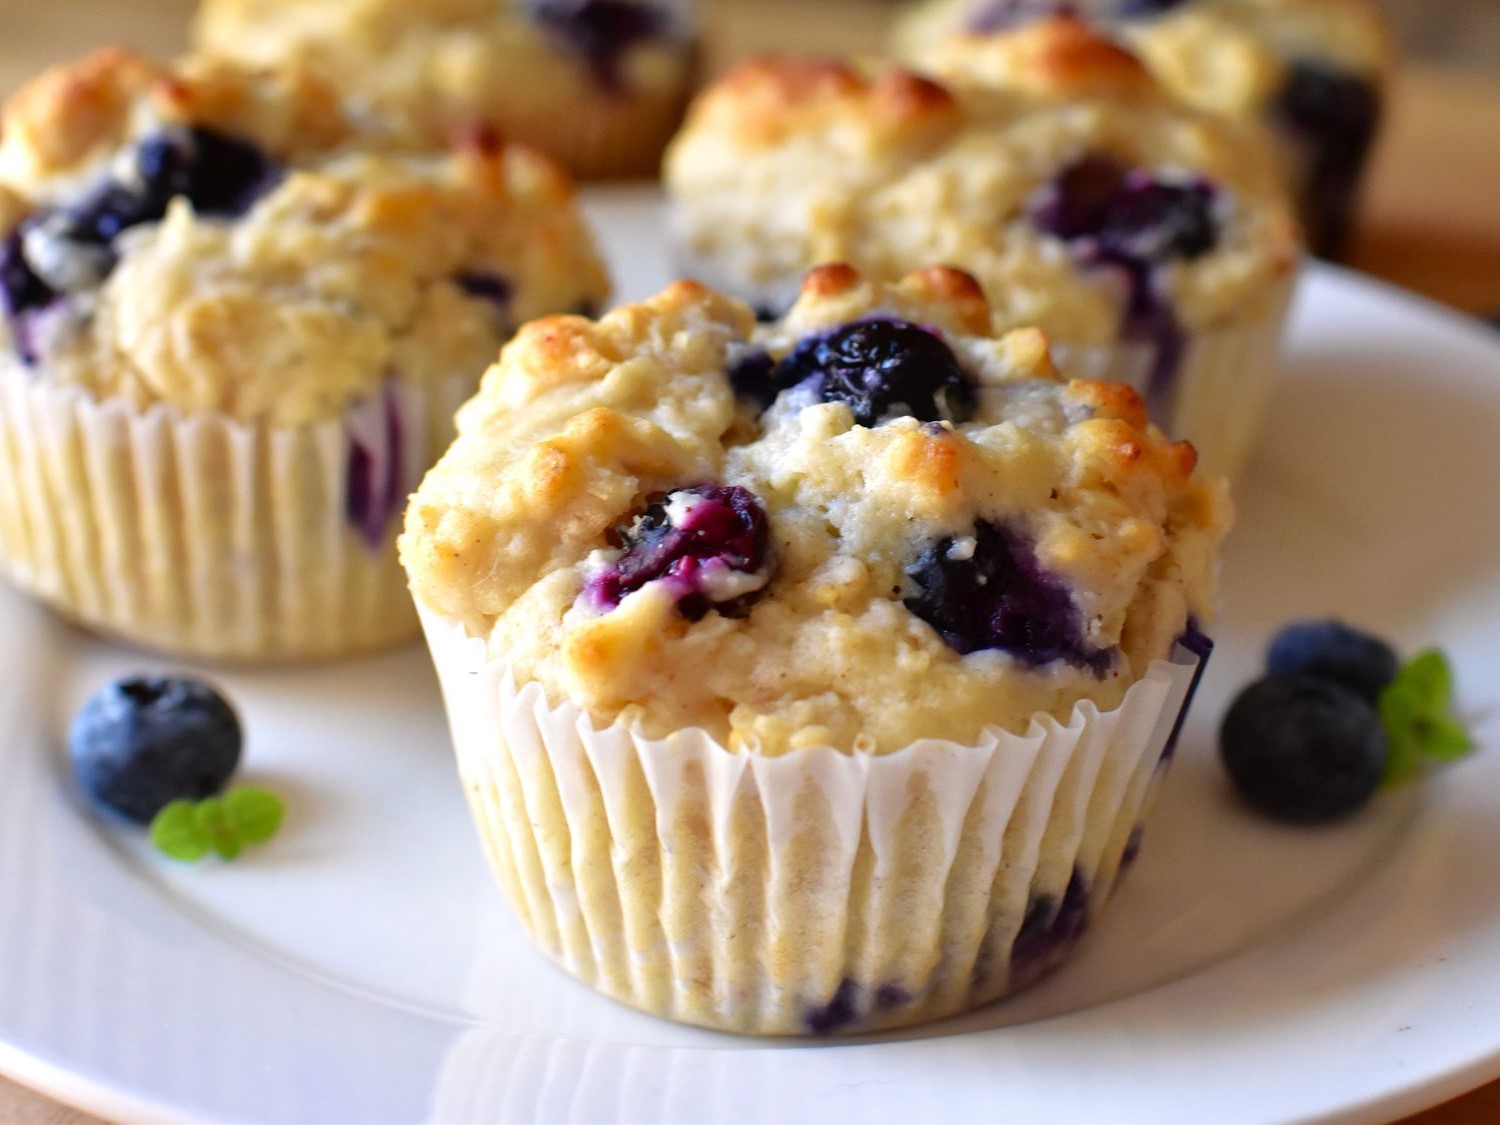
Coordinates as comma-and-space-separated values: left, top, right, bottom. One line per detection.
1378, 650, 1476, 785
149, 787, 285, 863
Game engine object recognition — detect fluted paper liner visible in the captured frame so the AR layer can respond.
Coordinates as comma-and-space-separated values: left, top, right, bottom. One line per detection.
421, 609, 1201, 1036
1052, 273, 1297, 481
0, 357, 471, 661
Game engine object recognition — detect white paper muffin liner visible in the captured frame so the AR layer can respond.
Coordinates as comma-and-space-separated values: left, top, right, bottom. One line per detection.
0, 356, 471, 662
1051, 275, 1298, 481
420, 609, 1203, 1036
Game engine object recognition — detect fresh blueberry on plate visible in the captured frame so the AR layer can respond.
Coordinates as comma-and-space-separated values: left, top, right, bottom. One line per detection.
1219, 674, 1388, 823
1267, 619, 1400, 703
69, 676, 243, 825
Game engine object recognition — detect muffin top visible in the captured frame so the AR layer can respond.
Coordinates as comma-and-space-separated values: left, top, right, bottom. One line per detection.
0, 48, 609, 425
402, 264, 1232, 755
894, 0, 1394, 121
193, 0, 697, 140
664, 17, 1299, 347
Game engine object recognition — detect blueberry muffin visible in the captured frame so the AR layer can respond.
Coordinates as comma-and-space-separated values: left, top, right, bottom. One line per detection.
664, 18, 1299, 478
401, 263, 1231, 1034
894, 0, 1394, 256
0, 48, 609, 661
193, 0, 700, 180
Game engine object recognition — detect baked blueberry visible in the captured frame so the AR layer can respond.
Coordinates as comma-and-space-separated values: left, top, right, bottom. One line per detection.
69, 676, 243, 824
526, 0, 672, 90
1029, 156, 1220, 408
1116, 0, 1192, 17
8, 127, 280, 320
1273, 62, 1381, 257
455, 270, 514, 314
1219, 674, 1388, 823
967, 0, 1070, 32
904, 520, 1113, 672
0, 230, 57, 317
0, 231, 59, 364
57, 127, 276, 250
725, 344, 779, 411
1031, 156, 1220, 264
769, 318, 977, 426
588, 485, 772, 621
1267, 620, 1399, 703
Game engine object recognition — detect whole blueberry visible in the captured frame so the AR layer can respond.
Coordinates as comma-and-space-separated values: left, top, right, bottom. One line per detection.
69, 676, 243, 824
1219, 675, 1388, 823
1267, 620, 1399, 703
773, 318, 977, 427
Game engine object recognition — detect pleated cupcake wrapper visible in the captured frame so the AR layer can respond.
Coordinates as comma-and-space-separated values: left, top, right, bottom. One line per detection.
421, 609, 1200, 1036
1051, 274, 1298, 481
0, 357, 472, 662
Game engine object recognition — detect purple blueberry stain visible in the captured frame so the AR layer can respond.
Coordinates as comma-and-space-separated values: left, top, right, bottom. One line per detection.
585, 485, 772, 622
345, 381, 407, 551
524, 0, 678, 92
1120, 823, 1146, 869
904, 520, 1115, 674
1272, 61, 1382, 258
803, 979, 914, 1034
1027, 155, 1222, 417
1008, 866, 1091, 992
733, 318, 977, 427
1160, 617, 1215, 765
804, 978, 861, 1035
873, 983, 911, 1013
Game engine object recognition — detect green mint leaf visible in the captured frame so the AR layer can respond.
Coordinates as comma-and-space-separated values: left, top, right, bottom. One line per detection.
193, 798, 244, 861
223, 787, 285, 846
1378, 649, 1475, 785
1416, 712, 1476, 762
1400, 650, 1453, 712
149, 801, 211, 863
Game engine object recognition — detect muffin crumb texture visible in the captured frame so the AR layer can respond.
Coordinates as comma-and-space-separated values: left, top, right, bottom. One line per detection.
402, 265, 1232, 754
0, 48, 610, 426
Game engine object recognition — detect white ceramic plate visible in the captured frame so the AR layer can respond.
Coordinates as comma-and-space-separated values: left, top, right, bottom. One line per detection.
2, 188, 1498, 1125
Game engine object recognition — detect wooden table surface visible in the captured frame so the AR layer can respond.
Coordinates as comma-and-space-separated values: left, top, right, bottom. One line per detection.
1, 1, 1498, 1122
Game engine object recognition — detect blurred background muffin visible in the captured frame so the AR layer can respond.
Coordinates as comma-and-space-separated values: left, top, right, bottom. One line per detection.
192, 0, 701, 179
0, 48, 608, 661
665, 18, 1299, 477
892, 0, 1395, 259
